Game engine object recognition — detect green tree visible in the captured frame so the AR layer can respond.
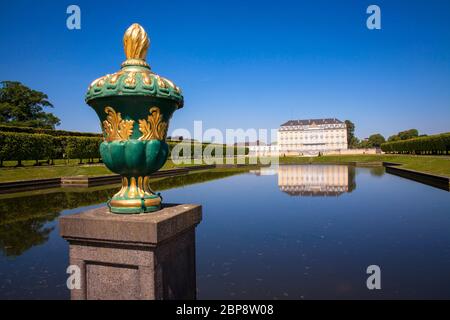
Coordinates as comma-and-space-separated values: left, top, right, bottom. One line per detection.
388, 134, 400, 142
398, 129, 419, 140
345, 120, 358, 148
358, 139, 372, 148
0, 81, 60, 129
368, 133, 385, 147
388, 129, 419, 142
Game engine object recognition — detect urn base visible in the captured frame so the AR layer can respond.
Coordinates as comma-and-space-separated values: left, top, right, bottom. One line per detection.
108, 176, 162, 214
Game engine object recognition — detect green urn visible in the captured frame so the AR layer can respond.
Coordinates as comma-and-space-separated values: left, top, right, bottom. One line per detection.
85, 23, 183, 214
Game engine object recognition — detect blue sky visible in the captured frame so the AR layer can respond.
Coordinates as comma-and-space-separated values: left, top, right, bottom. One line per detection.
1, 0, 449, 140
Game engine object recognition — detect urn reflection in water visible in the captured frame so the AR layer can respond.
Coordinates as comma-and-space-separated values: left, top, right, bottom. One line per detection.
85, 23, 183, 214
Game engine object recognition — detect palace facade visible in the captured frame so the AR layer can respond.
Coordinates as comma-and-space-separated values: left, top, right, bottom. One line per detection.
278, 118, 348, 155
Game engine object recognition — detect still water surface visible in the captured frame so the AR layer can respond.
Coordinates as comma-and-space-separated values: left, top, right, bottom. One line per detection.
0, 165, 449, 299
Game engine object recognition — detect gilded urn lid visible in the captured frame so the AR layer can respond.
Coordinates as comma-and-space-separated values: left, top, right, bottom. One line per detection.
85, 23, 183, 108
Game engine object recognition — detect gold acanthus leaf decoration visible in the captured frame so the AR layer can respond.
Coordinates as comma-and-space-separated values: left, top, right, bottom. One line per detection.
103, 106, 134, 141
138, 107, 168, 141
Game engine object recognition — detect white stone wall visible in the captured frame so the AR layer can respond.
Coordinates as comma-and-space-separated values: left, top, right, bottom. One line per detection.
323, 148, 379, 155
248, 145, 279, 157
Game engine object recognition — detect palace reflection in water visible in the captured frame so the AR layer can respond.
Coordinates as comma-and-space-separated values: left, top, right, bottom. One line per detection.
277, 164, 356, 196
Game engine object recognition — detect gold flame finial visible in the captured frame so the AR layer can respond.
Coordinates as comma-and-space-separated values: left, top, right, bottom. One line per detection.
123, 23, 150, 61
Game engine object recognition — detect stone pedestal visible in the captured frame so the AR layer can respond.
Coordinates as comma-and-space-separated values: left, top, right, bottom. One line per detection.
59, 204, 202, 300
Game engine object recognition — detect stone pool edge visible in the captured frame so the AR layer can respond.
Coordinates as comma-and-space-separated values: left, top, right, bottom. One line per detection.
382, 162, 450, 191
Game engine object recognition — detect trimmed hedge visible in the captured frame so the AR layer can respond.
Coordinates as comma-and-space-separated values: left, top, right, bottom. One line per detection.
381, 133, 450, 155
167, 142, 249, 158
0, 124, 102, 137
65, 137, 102, 163
0, 132, 100, 165
0, 132, 249, 166
0, 132, 58, 165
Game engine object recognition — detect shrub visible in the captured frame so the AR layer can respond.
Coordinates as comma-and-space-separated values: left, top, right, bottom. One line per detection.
381, 132, 450, 155
167, 141, 249, 159
0, 132, 57, 165
0, 124, 102, 137
0, 131, 250, 167
0, 132, 101, 166
65, 137, 101, 163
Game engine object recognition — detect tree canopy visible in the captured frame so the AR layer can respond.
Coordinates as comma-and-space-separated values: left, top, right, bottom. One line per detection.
345, 120, 359, 149
388, 129, 419, 142
368, 133, 385, 147
0, 81, 60, 129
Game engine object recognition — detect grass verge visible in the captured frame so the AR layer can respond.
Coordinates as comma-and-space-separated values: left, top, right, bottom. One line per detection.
277, 154, 450, 177
1, 154, 449, 182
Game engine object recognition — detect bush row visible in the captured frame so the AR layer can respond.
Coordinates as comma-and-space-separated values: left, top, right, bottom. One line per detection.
0, 133, 249, 166
381, 133, 450, 155
0, 124, 102, 137
0, 132, 101, 165
167, 142, 249, 158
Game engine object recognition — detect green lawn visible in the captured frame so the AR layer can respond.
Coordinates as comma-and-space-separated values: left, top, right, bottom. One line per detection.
0, 156, 263, 182
0, 159, 100, 167
0, 166, 255, 201
0, 164, 111, 182
1, 154, 449, 183
277, 154, 450, 177
0, 159, 195, 182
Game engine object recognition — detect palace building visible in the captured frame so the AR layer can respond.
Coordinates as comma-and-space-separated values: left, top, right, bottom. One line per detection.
277, 118, 348, 155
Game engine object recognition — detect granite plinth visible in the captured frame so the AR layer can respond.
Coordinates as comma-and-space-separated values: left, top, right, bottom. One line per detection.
59, 204, 202, 300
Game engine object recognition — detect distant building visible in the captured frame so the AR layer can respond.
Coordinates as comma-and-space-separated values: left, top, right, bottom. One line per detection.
167, 136, 198, 142
234, 140, 267, 147
248, 144, 279, 156
278, 118, 348, 156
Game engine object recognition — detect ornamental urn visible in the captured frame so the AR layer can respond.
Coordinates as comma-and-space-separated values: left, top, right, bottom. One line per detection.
85, 23, 183, 214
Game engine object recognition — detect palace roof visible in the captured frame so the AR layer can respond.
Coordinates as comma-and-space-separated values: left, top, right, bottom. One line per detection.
281, 118, 344, 127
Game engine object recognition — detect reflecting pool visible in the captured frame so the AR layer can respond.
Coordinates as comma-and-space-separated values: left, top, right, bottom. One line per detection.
0, 165, 449, 299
